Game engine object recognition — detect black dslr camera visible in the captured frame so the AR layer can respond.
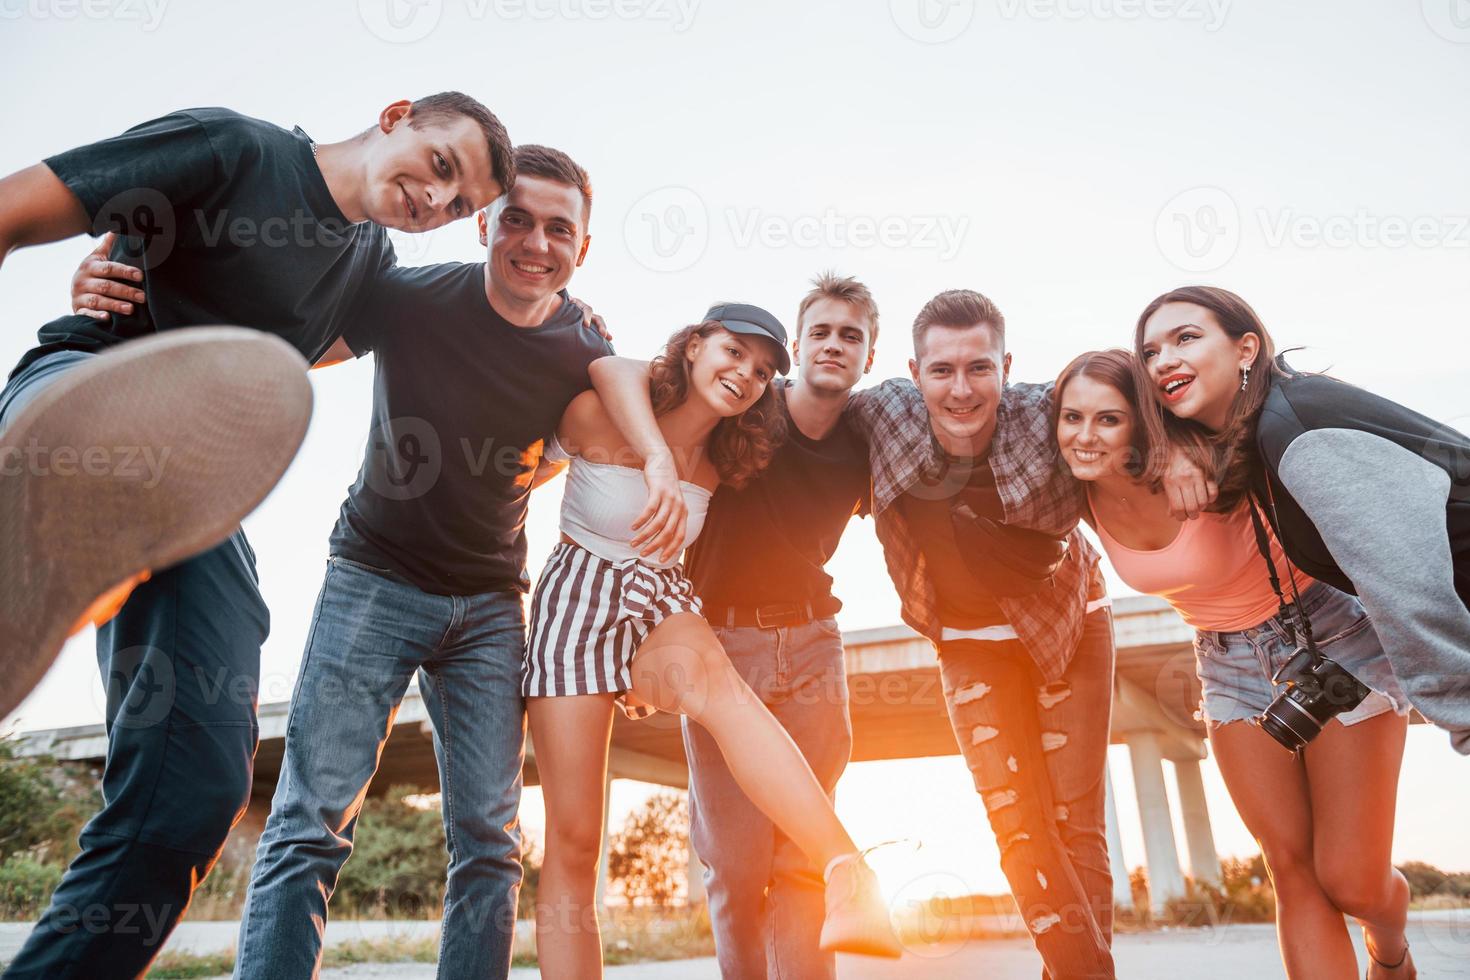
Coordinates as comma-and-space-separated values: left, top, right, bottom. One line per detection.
1258, 646, 1372, 752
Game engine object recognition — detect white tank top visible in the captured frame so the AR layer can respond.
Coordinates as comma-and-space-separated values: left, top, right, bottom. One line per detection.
549, 435, 713, 569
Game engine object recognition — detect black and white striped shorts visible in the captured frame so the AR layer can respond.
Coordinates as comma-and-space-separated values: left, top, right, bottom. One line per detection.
525, 542, 703, 719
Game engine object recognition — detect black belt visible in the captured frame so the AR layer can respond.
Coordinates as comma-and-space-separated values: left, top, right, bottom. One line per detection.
707, 598, 841, 629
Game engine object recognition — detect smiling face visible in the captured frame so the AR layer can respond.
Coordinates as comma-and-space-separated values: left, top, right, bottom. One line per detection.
910, 322, 1011, 454
478, 175, 590, 312
361, 103, 502, 233
793, 297, 875, 394
1056, 374, 1139, 483
685, 327, 779, 418
1139, 301, 1260, 431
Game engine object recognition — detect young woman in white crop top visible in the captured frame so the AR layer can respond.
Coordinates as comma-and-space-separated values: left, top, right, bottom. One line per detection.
524, 306, 899, 977
1054, 349, 1413, 980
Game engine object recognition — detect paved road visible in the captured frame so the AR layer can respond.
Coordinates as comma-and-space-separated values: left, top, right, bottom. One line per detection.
5, 911, 1467, 977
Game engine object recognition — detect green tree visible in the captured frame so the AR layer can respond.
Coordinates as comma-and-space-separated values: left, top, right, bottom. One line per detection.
334, 786, 449, 918
606, 791, 689, 908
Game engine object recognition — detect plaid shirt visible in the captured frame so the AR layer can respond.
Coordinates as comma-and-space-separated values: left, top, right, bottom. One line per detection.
846, 378, 1100, 682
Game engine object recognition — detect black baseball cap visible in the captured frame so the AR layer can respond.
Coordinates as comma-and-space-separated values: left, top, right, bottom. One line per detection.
704, 302, 791, 375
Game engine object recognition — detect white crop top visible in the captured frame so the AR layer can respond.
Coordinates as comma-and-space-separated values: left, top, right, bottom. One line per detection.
548, 434, 713, 569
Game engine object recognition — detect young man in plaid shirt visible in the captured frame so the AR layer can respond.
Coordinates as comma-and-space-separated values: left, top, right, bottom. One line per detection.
846, 289, 1121, 979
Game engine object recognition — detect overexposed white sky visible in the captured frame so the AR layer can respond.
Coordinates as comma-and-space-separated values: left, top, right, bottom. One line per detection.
2, 0, 1468, 895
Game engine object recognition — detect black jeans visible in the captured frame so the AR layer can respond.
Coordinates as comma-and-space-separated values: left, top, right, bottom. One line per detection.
937, 609, 1117, 980
2, 352, 267, 980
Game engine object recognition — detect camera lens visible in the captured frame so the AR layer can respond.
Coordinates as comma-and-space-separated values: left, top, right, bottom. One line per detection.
1260, 694, 1321, 752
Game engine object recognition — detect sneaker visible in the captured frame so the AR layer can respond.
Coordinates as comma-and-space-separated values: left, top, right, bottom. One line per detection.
0, 326, 312, 716
818, 855, 902, 958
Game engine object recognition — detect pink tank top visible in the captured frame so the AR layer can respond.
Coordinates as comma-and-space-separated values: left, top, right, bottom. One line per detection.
1087, 488, 1316, 632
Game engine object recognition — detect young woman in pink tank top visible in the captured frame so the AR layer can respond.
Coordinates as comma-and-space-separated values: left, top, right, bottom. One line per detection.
1053, 350, 1414, 980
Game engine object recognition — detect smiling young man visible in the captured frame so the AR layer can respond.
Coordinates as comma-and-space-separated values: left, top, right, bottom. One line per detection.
218, 145, 686, 980
673, 273, 877, 980
0, 93, 511, 980
846, 289, 1119, 980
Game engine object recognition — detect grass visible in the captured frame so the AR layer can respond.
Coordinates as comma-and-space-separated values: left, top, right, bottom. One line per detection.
140, 907, 714, 978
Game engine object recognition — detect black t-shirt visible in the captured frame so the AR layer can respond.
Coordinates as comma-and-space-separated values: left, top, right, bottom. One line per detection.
13, 108, 392, 377
898, 450, 1008, 629
685, 381, 870, 609
328, 263, 613, 596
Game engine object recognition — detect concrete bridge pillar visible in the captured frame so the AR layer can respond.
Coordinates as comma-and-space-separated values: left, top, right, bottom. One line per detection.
1125, 730, 1185, 909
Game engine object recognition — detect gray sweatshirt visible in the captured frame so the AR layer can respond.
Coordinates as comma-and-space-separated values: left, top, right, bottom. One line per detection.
1255, 367, 1470, 753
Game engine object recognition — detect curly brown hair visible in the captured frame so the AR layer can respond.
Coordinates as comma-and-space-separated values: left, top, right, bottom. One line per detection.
648, 321, 787, 490
1131, 285, 1283, 512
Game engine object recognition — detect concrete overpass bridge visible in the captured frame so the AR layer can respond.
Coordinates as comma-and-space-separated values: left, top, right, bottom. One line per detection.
17, 596, 1224, 910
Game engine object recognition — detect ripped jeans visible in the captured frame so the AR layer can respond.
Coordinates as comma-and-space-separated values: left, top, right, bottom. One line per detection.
937, 608, 1116, 980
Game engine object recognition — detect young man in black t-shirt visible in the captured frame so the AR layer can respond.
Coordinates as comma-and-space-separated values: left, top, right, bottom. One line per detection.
0, 94, 511, 979
222, 147, 676, 980
596, 273, 879, 979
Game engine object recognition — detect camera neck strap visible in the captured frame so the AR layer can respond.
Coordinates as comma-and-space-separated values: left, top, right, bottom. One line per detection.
1246, 488, 1318, 655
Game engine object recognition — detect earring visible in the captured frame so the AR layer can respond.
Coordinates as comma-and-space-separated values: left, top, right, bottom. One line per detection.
1240, 365, 1251, 390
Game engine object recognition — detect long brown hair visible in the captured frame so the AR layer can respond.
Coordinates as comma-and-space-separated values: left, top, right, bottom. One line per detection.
1131, 285, 1283, 511
648, 321, 786, 490
1051, 349, 1157, 481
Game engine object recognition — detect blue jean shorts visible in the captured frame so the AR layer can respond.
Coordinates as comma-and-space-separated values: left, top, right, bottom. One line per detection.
1193, 581, 1410, 728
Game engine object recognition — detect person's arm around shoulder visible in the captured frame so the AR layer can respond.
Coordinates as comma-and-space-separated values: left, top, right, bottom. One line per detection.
587, 355, 687, 563
0, 164, 91, 272
555, 387, 612, 459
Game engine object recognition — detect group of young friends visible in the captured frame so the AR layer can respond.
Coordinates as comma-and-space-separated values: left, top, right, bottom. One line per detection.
0, 93, 1465, 980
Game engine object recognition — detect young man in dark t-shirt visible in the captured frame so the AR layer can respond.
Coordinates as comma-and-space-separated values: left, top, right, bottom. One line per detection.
222, 147, 677, 980
0, 94, 512, 979
598, 273, 878, 979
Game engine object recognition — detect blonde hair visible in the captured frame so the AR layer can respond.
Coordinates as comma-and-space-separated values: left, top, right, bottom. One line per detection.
795, 271, 880, 347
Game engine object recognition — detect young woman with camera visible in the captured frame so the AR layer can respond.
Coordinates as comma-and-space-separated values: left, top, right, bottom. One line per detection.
1053, 347, 1414, 979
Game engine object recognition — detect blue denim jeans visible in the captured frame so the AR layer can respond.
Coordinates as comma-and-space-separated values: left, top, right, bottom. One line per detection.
234, 556, 527, 980
937, 609, 1117, 980
3, 351, 266, 980
1193, 580, 1411, 728
681, 618, 852, 980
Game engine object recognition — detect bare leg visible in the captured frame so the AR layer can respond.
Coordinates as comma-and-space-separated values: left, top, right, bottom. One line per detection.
1210, 720, 1358, 979
629, 613, 857, 871
1305, 710, 1412, 975
526, 693, 617, 980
